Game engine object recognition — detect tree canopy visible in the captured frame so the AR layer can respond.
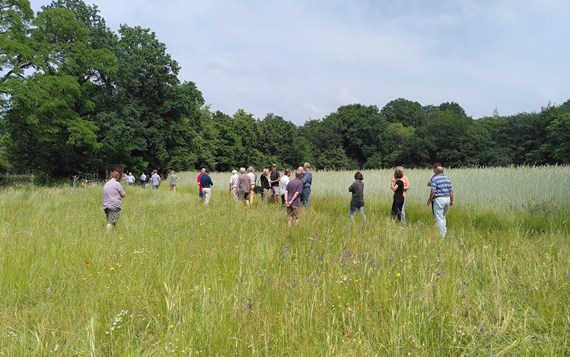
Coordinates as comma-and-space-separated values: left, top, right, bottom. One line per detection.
1, 0, 568, 180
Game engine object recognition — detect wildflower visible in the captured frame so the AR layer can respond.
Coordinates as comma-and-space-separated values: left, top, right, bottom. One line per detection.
84, 260, 91, 265
395, 272, 401, 278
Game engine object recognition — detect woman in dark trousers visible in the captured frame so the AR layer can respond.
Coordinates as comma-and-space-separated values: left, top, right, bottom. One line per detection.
391, 168, 405, 222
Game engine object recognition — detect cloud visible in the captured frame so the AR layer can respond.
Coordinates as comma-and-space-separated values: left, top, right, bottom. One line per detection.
28, 0, 570, 123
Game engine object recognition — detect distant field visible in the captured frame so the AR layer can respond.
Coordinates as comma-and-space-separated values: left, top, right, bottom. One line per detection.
0, 167, 568, 355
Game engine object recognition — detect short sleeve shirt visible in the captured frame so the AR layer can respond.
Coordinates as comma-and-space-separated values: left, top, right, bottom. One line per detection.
102, 179, 124, 210
286, 178, 303, 206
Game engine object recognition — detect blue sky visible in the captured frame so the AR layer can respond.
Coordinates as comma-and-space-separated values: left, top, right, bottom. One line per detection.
29, 0, 570, 124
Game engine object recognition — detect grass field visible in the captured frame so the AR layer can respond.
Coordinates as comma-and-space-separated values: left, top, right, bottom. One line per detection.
0, 167, 569, 356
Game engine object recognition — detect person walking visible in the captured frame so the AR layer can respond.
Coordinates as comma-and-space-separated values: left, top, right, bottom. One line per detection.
247, 166, 256, 205
102, 171, 126, 232
427, 165, 454, 238
200, 169, 214, 204
391, 168, 405, 222
395, 166, 410, 223
169, 171, 179, 192
237, 167, 251, 206
260, 167, 271, 205
126, 172, 135, 186
301, 162, 312, 207
151, 170, 161, 190
348, 171, 366, 222
140, 172, 147, 188
270, 164, 281, 203
197, 168, 206, 200
229, 170, 239, 201
285, 167, 304, 226
279, 168, 291, 207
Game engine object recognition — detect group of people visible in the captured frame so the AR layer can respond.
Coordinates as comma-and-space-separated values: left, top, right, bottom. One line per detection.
349, 163, 454, 238
102, 162, 453, 237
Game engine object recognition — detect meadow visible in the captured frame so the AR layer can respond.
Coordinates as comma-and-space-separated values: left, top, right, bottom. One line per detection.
0, 167, 568, 356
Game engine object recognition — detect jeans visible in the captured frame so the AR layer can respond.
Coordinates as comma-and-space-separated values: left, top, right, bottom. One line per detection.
433, 196, 450, 238
349, 204, 366, 222
302, 187, 311, 207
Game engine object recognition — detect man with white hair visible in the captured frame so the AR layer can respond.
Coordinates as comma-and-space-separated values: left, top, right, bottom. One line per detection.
229, 170, 239, 200
427, 165, 454, 238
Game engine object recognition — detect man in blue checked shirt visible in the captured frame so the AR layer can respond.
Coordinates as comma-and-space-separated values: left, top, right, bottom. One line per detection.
427, 165, 454, 238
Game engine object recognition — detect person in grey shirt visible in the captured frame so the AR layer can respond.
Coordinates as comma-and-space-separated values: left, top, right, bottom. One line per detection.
102, 171, 126, 231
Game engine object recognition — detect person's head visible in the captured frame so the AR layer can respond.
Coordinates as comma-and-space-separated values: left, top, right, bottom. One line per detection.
171, 171, 176, 175
394, 169, 403, 179
201, 168, 206, 174
111, 171, 120, 180
204, 169, 209, 174
435, 165, 444, 174
432, 162, 441, 173
263, 167, 269, 175
247, 166, 254, 173
284, 168, 291, 176
232, 170, 237, 175
271, 164, 277, 171
395, 166, 404, 173
296, 166, 304, 178
303, 162, 311, 171
240, 167, 246, 174
354, 171, 363, 181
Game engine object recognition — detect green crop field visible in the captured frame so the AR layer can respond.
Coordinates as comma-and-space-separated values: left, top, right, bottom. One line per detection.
1, 167, 569, 356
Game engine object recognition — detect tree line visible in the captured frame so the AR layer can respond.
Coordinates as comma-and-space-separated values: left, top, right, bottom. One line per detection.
1, 0, 569, 181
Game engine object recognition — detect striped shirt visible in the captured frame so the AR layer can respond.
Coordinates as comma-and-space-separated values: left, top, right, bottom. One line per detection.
431, 174, 453, 198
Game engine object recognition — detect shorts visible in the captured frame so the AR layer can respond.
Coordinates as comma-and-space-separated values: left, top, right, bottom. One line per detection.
287, 205, 300, 219
243, 192, 250, 200
271, 186, 280, 195
104, 208, 121, 224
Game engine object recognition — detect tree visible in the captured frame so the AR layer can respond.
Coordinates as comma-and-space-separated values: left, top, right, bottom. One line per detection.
381, 98, 425, 127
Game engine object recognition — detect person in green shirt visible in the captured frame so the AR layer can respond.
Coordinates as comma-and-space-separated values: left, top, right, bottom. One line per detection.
169, 171, 179, 192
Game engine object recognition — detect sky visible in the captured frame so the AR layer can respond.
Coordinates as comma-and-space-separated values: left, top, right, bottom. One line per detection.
29, 0, 570, 125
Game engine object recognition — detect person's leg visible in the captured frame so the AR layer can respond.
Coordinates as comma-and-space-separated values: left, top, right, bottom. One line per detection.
302, 187, 311, 207
401, 197, 407, 223
433, 198, 449, 237
349, 204, 356, 222
391, 199, 399, 219
249, 185, 255, 205
203, 188, 212, 204
358, 206, 366, 222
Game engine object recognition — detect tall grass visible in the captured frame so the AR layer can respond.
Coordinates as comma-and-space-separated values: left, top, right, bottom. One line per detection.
0, 168, 568, 355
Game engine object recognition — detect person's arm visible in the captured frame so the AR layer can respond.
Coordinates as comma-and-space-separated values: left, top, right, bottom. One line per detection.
449, 191, 454, 206
427, 190, 435, 206
404, 177, 410, 191
391, 180, 398, 192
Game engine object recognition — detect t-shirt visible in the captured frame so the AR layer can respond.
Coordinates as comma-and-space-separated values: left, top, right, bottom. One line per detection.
102, 179, 124, 210
270, 170, 280, 186
200, 174, 213, 188
238, 174, 250, 193
431, 174, 453, 197
279, 175, 290, 195
229, 174, 238, 189
140, 174, 147, 182
170, 175, 178, 185
151, 173, 160, 186
286, 178, 303, 206
348, 181, 364, 207
393, 179, 404, 199
247, 172, 256, 185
